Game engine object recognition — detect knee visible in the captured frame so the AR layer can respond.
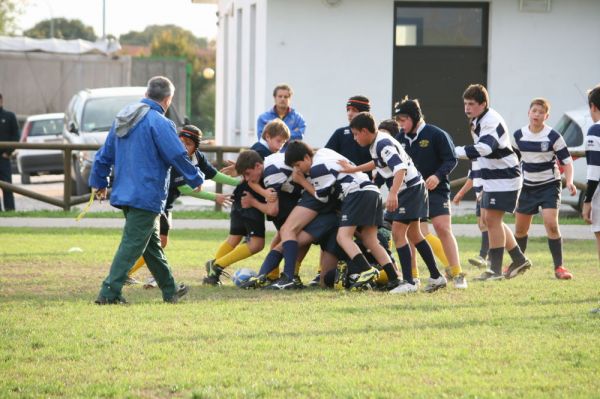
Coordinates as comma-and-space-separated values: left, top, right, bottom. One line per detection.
248, 239, 264, 253
546, 223, 560, 237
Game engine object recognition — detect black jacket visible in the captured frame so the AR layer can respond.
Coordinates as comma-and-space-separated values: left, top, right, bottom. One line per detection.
0, 107, 19, 156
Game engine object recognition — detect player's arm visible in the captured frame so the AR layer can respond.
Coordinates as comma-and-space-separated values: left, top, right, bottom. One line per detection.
553, 134, 576, 196
241, 190, 279, 216
177, 185, 232, 206
292, 168, 316, 197
247, 181, 277, 202
429, 133, 458, 190
337, 159, 375, 174
453, 177, 473, 205
455, 124, 499, 160
386, 168, 406, 212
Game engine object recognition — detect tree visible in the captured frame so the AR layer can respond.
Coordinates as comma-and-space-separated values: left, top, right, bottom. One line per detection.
121, 25, 207, 48
24, 18, 96, 41
0, 0, 22, 35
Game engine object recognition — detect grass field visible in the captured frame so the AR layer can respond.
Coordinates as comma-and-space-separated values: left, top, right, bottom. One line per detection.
1, 227, 599, 398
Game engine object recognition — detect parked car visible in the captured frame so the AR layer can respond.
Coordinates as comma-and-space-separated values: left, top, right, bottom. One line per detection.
554, 106, 593, 211
16, 113, 65, 184
63, 87, 186, 195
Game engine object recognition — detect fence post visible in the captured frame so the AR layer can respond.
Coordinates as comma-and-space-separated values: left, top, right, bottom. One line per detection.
215, 148, 223, 212
63, 149, 72, 211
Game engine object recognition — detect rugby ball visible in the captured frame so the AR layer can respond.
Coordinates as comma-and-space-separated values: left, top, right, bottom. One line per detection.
232, 268, 257, 287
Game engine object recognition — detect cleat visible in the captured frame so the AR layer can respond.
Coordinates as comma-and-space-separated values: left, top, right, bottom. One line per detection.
307, 272, 321, 288
94, 294, 127, 305
504, 259, 532, 279
164, 283, 189, 303
203, 263, 228, 286
554, 266, 573, 280
204, 259, 215, 275
453, 273, 468, 289
264, 274, 303, 290
239, 274, 268, 289
474, 269, 504, 281
384, 278, 402, 291
123, 276, 140, 286
468, 255, 488, 269
143, 277, 158, 289
349, 267, 379, 291
423, 275, 447, 293
591, 307, 600, 314
389, 280, 418, 294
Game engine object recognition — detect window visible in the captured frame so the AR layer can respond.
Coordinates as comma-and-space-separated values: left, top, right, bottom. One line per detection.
395, 5, 483, 47
554, 115, 583, 148
29, 119, 63, 137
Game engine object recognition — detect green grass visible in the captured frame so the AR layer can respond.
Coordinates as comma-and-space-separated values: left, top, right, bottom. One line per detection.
1, 227, 599, 398
0, 210, 586, 224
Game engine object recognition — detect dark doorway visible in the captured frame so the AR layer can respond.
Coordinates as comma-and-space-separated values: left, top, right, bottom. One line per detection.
392, 2, 489, 186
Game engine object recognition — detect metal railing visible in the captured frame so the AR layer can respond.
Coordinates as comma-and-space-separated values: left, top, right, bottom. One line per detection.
0, 142, 247, 211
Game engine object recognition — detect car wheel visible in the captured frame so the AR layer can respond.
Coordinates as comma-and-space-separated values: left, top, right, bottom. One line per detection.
71, 155, 89, 196
21, 172, 31, 185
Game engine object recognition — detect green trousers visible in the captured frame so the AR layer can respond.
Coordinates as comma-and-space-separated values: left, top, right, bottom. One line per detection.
99, 207, 177, 301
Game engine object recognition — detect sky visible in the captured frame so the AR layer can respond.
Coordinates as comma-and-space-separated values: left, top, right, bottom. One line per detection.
14, 0, 218, 39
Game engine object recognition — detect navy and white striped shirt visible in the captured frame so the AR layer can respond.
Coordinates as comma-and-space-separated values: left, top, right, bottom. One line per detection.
263, 152, 302, 196
586, 121, 600, 182
468, 160, 483, 193
310, 148, 379, 203
513, 125, 572, 187
369, 131, 423, 191
455, 108, 522, 192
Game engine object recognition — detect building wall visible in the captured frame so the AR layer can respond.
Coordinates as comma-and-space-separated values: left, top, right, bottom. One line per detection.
216, 0, 600, 147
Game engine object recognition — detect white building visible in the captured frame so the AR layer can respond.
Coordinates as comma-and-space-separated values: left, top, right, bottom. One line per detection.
197, 0, 600, 153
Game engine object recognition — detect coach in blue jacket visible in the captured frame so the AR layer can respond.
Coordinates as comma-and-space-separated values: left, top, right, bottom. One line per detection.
90, 76, 204, 304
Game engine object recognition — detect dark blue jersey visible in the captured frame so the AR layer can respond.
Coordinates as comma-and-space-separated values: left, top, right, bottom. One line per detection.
325, 126, 373, 175
395, 123, 457, 194
231, 140, 271, 219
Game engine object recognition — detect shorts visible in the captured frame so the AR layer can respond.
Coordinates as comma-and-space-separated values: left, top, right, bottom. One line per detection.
389, 184, 429, 224
428, 189, 451, 218
592, 186, 600, 233
340, 190, 383, 227
229, 208, 266, 238
271, 193, 301, 230
297, 191, 338, 214
516, 181, 561, 215
304, 212, 339, 242
159, 211, 172, 236
481, 190, 519, 213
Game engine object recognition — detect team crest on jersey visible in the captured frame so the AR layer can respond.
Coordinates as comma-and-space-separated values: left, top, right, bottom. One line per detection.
588, 139, 595, 147
540, 141, 549, 151
419, 139, 429, 148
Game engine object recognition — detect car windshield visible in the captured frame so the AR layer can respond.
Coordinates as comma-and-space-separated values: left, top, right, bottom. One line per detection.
29, 118, 63, 137
554, 115, 583, 147
81, 96, 141, 132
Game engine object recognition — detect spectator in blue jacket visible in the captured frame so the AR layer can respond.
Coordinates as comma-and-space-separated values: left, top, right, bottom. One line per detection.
90, 76, 204, 305
256, 83, 306, 142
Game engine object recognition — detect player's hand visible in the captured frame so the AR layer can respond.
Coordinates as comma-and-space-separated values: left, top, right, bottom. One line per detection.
94, 188, 107, 200
452, 191, 464, 205
220, 160, 237, 176
265, 188, 278, 203
241, 191, 255, 208
582, 202, 592, 224
337, 159, 355, 173
292, 168, 306, 184
192, 185, 202, 193
386, 193, 398, 213
216, 194, 232, 207
566, 182, 577, 196
425, 175, 440, 191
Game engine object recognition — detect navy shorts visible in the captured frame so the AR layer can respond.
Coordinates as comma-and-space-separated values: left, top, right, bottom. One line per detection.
481, 190, 519, 214
340, 190, 383, 227
229, 208, 266, 238
428, 189, 451, 218
516, 181, 561, 215
389, 184, 429, 224
159, 211, 172, 236
297, 191, 338, 214
271, 193, 301, 230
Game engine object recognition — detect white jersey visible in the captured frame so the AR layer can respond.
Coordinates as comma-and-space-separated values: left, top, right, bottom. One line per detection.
310, 148, 379, 202
455, 107, 522, 192
513, 125, 572, 187
468, 160, 483, 193
263, 152, 302, 196
369, 131, 423, 191
586, 121, 600, 182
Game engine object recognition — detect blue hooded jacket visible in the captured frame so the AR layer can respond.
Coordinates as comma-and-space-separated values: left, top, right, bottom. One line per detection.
89, 98, 204, 213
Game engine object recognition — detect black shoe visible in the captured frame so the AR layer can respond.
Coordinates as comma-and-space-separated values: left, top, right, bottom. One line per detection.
164, 283, 189, 303
307, 272, 321, 288
383, 278, 402, 291
503, 259, 532, 279
94, 294, 127, 305
203, 263, 227, 286
265, 274, 303, 290
239, 274, 268, 289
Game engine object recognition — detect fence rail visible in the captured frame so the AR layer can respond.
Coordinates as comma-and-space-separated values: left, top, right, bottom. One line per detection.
0, 141, 588, 211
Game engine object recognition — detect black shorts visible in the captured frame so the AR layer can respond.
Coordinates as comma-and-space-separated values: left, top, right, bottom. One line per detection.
297, 191, 338, 214
304, 212, 339, 242
516, 181, 561, 215
389, 184, 429, 224
229, 208, 266, 238
481, 190, 519, 213
159, 211, 172, 236
340, 190, 383, 227
428, 189, 451, 218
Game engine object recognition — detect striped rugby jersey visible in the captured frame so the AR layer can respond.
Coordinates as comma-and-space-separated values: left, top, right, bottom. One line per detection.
513, 125, 572, 187
369, 131, 423, 190
586, 121, 600, 182
468, 160, 483, 193
455, 108, 522, 192
263, 152, 302, 196
310, 148, 379, 203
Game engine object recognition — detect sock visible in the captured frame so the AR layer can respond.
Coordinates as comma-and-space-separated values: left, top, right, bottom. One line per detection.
411, 263, 420, 279
396, 245, 414, 284
382, 263, 398, 281
449, 264, 463, 278
508, 245, 527, 265
294, 261, 302, 276
282, 240, 299, 279
266, 267, 280, 280
516, 235, 528, 253
349, 254, 371, 275
215, 241, 235, 260
415, 240, 441, 279
128, 256, 146, 278
548, 237, 563, 269
480, 231, 489, 259
488, 247, 504, 274
215, 243, 252, 268
259, 249, 283, 276
425, 233, 449, 267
